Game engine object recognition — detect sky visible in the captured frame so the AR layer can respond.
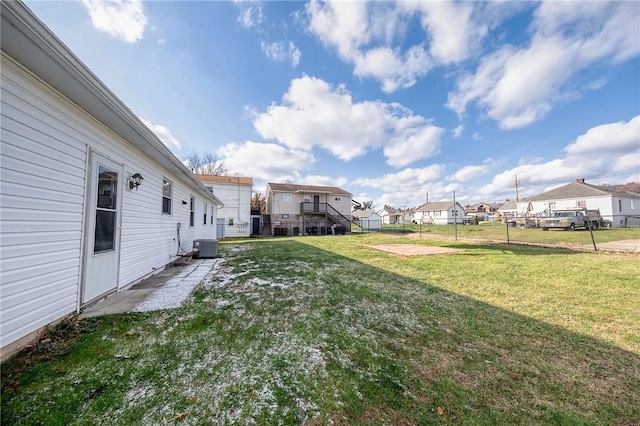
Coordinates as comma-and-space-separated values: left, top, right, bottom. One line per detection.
24, 0, 640, 209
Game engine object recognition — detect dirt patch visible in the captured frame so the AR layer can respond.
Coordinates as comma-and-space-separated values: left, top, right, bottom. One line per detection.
364, 244, 464, 256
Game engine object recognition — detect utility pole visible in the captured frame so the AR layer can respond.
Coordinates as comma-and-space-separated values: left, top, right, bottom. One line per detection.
515, 175, 520, 203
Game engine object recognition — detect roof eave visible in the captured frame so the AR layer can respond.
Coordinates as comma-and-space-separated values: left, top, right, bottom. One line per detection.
1, 1, 222, 207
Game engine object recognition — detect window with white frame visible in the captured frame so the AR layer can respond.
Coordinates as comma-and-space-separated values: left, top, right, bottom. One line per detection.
631, 200, 636, 210
211, 206, 214, 224
577, 201, 586, 208
549, 202, 556, 210
228, 218, 234, 226
303, 194, 311, 203
162, 179, 172, 214
283, 193, 292, 203
203, 202, 207, 225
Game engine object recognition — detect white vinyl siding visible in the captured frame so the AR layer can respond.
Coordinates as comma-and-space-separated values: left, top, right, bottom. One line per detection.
202, 182, 252, 238
1, 54, 87, 348
1, 53, 219, 350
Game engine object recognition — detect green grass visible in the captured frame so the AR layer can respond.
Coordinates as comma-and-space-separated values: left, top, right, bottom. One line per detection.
380, 222, 640, 247
2, 235, 639, 425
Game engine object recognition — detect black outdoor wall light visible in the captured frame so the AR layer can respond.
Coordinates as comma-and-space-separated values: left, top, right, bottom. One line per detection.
128, 173, 144, 190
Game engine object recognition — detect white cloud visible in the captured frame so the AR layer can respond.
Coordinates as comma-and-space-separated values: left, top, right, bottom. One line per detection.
353, 164, 445, 192
306, 0, 430, 92
216, 141, 315, 183
81, 0, 147, 43
452, 125, 464, 138
139, 118, 182, 153
252, 76, 444, 166
486, 116, 640, 193
305, 0, 507, 92
260, 41, 301, 67
412, 1, 485, 64
447, 1, 640, 128
447, 161, 493, 182
237, 3, 263, 29
565, 115, 640, 156
296, 175, 349, 188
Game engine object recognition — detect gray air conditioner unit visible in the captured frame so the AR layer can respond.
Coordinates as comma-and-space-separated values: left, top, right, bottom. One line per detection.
193, 239, 218, 259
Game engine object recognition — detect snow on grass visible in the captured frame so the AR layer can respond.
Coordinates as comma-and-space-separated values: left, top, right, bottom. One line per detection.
133, 260, 218, 312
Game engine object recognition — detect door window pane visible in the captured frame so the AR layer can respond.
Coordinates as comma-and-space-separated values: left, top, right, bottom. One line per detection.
94, 165, 118, 253
94, 210, 116, 252
96, 166, 117, 209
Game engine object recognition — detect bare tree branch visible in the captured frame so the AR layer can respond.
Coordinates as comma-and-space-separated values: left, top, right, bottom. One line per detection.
184, 152, 228, 175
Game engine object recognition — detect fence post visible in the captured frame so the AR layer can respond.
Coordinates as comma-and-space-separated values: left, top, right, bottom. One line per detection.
506, 219, 510, 243
587, 218, 598, 251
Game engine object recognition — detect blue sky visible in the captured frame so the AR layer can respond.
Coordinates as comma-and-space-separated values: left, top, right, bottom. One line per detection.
25, 0, 640, 209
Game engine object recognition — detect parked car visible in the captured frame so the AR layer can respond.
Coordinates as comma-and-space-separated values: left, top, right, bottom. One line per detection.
540, 209, 602, 231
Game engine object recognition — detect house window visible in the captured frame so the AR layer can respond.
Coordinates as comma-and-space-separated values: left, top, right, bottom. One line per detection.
303, 194, 311, 203
162, 179, 172, 215
211, 207, 214, 224
189, 196, 195, 226
283, 193, 292, 203
203, 202, 207, 225
228, 218, 234, 226
619, 200, 623, 212
577, 201, 586, 208
631, 200, 636, 211
548, 202, 556, 210
282, 214, 289, 219
334, 197, 342, 202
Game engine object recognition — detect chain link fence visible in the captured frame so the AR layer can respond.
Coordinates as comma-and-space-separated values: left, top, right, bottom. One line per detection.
378, 214, 640, 253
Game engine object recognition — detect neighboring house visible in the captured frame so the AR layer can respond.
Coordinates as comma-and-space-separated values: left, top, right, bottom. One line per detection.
351, 210, 383, 230
196, 175, 252, 238
0, 1, 223, 360
528, 178, 640, 227
464, 202, 499, 221
265, 183, 352, 235
413, 201, 465, 225
497, 199, 533, 221
378, 205, 406, 224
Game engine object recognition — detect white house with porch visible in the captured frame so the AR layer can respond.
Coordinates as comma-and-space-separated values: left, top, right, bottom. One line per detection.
0, 1, 223, 360
528, 178, 640, 227
413, 201, 465, 225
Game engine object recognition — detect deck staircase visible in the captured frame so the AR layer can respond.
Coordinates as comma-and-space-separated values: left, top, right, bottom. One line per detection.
260, 214, 272, 236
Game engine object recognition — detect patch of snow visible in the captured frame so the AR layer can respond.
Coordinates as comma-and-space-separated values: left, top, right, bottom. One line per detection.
133, 259, 218, 312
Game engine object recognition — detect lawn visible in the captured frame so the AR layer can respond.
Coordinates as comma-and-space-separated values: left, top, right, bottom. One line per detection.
2, 234, 639, 425
379, 222, 640, 250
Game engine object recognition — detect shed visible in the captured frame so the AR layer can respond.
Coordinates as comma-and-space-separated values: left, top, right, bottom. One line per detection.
351, 210, 382, 230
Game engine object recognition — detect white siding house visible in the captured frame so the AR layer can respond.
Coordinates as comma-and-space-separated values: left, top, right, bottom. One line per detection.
528, 179, 640, 227
0, 1, 223, 359
413, 201, 465, 225
196, 175, 253, 238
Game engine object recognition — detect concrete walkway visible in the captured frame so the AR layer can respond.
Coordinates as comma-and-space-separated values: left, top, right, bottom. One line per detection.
80, 258, 218, 318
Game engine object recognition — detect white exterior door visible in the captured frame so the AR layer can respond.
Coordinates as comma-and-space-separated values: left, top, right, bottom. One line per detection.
83, 153, 123, 303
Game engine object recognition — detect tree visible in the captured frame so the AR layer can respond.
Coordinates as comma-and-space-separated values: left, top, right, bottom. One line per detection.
362, 200, 373, 210
184, 152, 228, 175
251, 192, 265, 214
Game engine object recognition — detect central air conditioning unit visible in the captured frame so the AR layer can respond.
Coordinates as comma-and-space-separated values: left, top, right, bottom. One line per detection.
193, 239, 218, 259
